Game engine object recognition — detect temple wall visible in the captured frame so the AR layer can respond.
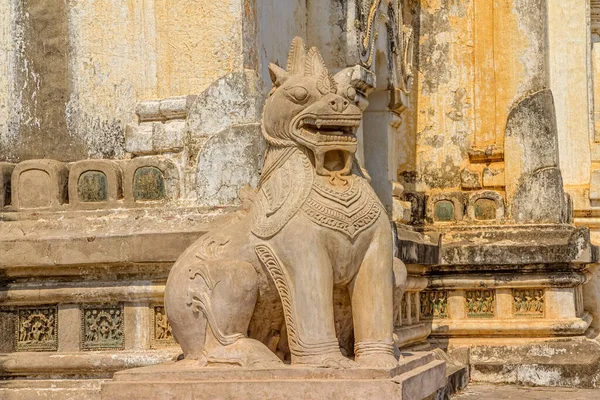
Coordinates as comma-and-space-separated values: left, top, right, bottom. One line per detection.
548, 0, 593, 189
258, 0, 306, 89
3, 0, 600, 395
0, 0, 247, 163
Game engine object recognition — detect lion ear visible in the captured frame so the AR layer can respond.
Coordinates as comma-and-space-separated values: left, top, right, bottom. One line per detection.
268, 63, 289, 87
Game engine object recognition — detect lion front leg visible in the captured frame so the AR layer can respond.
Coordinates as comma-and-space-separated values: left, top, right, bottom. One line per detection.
256, 243, 354, 368
349, 232, 398, 368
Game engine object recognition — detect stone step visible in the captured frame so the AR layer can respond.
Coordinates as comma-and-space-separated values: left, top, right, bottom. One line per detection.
103, 351, 447, 400
468, 339, 600, 388
0, 379, 103, 400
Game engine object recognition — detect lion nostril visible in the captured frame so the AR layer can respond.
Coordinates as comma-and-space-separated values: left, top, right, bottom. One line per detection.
329, 100, 336, 106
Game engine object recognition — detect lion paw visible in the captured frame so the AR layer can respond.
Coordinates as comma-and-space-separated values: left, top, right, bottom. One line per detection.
356, 354, 399, 369
293, 353, 358, 369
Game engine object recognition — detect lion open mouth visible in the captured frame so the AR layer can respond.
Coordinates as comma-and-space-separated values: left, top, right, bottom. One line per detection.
296, 115, 361, 145
293, 114, 361, 180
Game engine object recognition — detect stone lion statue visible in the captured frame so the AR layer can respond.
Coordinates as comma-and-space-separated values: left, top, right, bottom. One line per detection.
165, 37, 406, 369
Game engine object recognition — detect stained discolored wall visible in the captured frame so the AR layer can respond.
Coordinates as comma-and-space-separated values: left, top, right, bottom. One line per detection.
0, 0, 248, 163
400, 0, 567, 224
407, 0, 474, 192
3, 0, 86, 162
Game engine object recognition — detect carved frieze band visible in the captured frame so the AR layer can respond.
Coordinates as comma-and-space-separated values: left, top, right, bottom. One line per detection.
420, 291, 448, 319
513, 289, 544, 318
81, 304, 124, 351
465, 290, 495, 318
16, 306, 58, 351
151, 305, 175, 348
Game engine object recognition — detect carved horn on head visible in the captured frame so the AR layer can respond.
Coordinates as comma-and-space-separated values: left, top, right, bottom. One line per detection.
286, 37, 306, 75
304, 47, 328, 77
268, 63, 289, 87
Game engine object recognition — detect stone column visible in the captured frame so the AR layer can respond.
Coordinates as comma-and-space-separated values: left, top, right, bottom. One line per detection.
500, 0, 569, 223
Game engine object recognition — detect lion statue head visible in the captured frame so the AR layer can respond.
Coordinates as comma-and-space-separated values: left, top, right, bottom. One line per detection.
262, 37, 364, 182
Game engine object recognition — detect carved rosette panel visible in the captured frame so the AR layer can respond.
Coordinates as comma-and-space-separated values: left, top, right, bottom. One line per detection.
420, 291, 448, 319
151, 305, 175, 348
465, 290, 495, 318
16, 306, 58, 351
81, 304, 124, 350
513, 289, 544, 318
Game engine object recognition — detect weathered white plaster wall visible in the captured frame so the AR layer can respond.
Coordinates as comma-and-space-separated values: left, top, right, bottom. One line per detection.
548, 0, 592, 187
0, 0, 22, 157
0, 0, 11, 147
1, 0, 248, 162
257, 0, 306, 90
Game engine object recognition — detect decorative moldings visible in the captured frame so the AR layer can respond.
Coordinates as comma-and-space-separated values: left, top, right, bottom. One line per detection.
401, 294, 408, 322
16, 306, 58, 352
11, 159, 69, 209
0, 162, 14, 208
81, 304, 124, 351
151, 305, 175, 348
303, 177, 382, 239
592, 1, 600, 37
513, 289, 544, 318
420, 291, 448, 319
356, 0, 381, 69
465, 290, 495, 318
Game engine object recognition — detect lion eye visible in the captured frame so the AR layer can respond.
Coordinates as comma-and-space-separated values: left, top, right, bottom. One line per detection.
286, 86, 309, 102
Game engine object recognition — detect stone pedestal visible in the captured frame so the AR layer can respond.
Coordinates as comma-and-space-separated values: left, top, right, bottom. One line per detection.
100, 352, 446, 400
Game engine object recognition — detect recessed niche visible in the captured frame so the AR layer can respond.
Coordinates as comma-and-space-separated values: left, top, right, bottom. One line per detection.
434, 200, 455, 222
474, 198, 496, 220
78, 171, 108, 202
133, 167, 165, 201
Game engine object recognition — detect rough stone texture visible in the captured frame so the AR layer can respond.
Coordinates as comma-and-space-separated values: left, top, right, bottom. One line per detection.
452, 383, 600, 399
101, 352, 446, 400
505, 90, 567, 223
0, 380, 103, 400
465, 339, 600, 388
548, 0, 592, 188
185, 70, 264, 205
0, 0, 251, 163
196, 124, 262, 207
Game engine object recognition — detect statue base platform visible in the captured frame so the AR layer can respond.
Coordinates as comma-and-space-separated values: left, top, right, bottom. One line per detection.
100, 352, 446, 400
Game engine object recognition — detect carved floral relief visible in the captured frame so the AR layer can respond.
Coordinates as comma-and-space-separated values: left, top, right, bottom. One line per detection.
81, 304, 124, 350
